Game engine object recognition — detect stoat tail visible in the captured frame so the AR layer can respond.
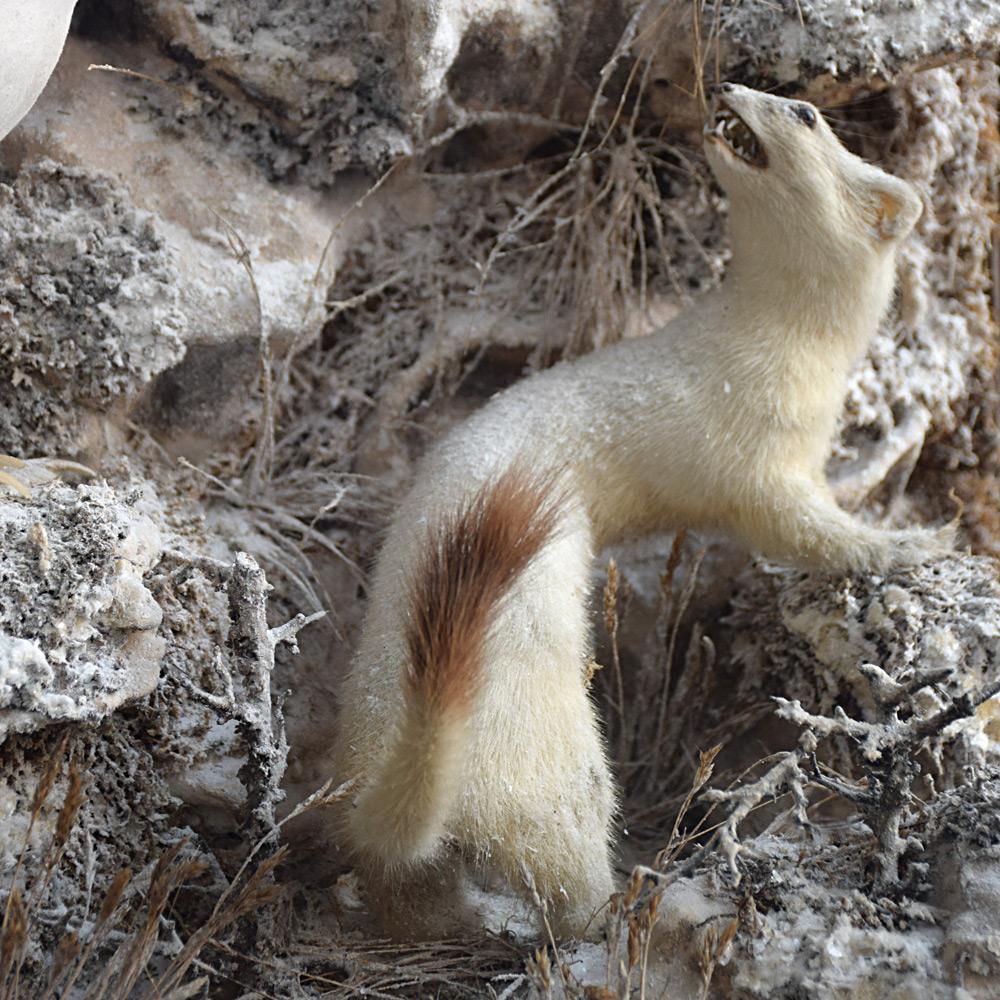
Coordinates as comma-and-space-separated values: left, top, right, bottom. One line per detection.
351, 464, 565, 868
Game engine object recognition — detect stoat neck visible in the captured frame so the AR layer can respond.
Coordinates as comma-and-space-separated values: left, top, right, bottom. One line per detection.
725, 197, 896, 357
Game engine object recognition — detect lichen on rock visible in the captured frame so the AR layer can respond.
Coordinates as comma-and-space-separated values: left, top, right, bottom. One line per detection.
728, 555, 1000, 723
0, 161, 186, 455
0, 479, 166, 741
720, 0, 1000, 87
140, 0, 412, 179
833, 62, 1000, 493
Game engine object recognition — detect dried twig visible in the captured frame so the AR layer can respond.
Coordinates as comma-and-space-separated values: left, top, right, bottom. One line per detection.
778, 673, 1000, 892
224, 552, 325, 961
227, 552, 325, 847
603, 558, 628, 763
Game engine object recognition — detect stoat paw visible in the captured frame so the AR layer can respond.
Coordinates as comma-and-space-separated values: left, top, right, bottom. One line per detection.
837, 525, 953, 576
881, 525, 954, 571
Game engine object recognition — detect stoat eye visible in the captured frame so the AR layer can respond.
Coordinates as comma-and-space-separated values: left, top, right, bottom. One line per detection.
795, 104, 817, 128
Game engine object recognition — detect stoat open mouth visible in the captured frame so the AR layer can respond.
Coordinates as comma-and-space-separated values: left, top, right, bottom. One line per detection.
705, 103, 768, 168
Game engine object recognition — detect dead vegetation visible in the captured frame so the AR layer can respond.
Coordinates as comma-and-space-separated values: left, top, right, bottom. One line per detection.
161, 0, 730, 631
318, 40, 725, 449
0, 740, 276, 1000
2, 1, 999, 997
536, 571, 1000, 998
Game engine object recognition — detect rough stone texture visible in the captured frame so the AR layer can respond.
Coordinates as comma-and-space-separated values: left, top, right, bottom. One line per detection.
547, 552, 1000, 997
0, 477, 166, 741
0, 722, 192, 965
673, 806, 997, 1000
0, 160, 185, 456
138, 0, 412, 179
76, 0, 1000, 182
720, 0, 1000, 92
126, 0, 619, 181
146, 548, 246, 831
0, 463, 327, 984
643, 0, 1000, 133
725, 556, 1000, 734
3, 35, 358, 455
833, 63, 1000, 501
650, 777, 1000, 1000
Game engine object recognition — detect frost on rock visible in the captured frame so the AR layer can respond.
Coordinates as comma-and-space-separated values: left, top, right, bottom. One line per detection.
719, 0, 1000, 87
139, 0, 412, 180
0, 161, 186, 455
832, 63, 1000, 497
0, 480, 166, 741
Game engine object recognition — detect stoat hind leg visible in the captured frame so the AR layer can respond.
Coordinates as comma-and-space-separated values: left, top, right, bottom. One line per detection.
744, 475, 952, 574
458, 504, 617, 939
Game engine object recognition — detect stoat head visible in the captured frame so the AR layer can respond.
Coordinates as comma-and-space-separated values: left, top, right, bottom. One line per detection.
703, 83, 922, 257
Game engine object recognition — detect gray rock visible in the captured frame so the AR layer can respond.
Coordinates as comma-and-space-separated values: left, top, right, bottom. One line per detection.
0, 160, 186, 456
0, 479, 166, 741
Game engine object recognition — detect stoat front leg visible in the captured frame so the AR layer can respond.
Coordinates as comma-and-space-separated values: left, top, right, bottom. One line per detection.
740, 475, 952, 575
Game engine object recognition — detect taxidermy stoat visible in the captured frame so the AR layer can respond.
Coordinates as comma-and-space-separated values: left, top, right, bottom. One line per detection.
331, 83, 942, 938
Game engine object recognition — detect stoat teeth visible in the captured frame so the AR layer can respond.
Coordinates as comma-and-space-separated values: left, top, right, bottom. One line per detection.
708, 104, 765, 167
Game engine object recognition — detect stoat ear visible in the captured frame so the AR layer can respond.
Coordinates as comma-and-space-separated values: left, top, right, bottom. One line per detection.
862, 173, 922, 244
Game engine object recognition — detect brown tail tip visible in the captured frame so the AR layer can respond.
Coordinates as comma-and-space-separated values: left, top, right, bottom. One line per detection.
404, 463, 567, 715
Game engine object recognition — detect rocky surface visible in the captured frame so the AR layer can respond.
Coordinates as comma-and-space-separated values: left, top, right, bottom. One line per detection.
3, 33, 357, 457
833, 62, 1000, 503
0, 161, 185, 456
722, 0, 1000, 92
0, 478, 166, 741
0, 1, 997, 998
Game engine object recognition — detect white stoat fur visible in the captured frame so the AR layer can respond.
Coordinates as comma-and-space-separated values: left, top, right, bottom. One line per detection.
331, 84, 940, 938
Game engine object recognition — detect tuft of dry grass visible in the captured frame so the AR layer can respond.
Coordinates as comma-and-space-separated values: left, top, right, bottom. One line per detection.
274, 934, 522, 999
466, 0, 729, 359
0, 738, 321, 998
475, 109, 720, 360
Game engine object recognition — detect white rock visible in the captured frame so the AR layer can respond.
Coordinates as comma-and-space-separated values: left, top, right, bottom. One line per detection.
0, 0, 77, 142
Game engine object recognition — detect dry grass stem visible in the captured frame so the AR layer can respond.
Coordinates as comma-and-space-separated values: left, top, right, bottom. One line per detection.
603, 558, 628, 763
0, 888, 27, 1000
210, 211, 274, 500
86, 62, 202, 107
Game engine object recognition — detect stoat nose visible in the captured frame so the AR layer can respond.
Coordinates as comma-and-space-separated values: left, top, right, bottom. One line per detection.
711, 83, 736, 95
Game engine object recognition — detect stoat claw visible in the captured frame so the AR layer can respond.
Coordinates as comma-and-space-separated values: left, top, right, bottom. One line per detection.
883, 525, 955, 570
